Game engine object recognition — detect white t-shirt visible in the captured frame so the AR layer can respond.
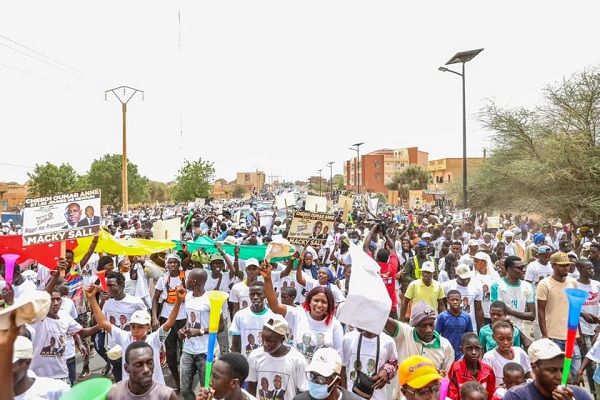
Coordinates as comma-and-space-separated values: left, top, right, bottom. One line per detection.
103, 294, 147, 346
482, 347, 531, 386
15, 375, 71, 400
182, 291, 226, 355
58, 297, 79, 360
283, 305, 311, 347
579, 280, 600, 335
525, 260, 553, 286
2, 278, 39, 300
302, 274, 345, 304
110, 326, 169, 384
295, 310, 344, 361
230, 281, 251, 311
441, 280, 480, 331
230, 307, 275, 359
155, 274, 187, 320
30, 315, 82, 379
272, 272, 305, 304
247, 346, 308, 400
472, 271, 500, 318
342, 331, 398, 400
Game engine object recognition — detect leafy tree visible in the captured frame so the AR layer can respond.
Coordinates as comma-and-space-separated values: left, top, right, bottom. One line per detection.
171, 158, 215, 202
86, 154, 150, 210
149, 181, 172, 203
468, 66, 600, 224
373, 192, 387, 204
233, 185, 246, 198
27, 162, 84, 196
385, 165, 431, 202
334, 174, 344, 190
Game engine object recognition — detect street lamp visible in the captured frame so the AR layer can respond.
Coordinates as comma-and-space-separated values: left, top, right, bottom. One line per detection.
439, 48, 483, 209
327, 162, 334, 196
348, 142, 364, 195
317, 169, 322, 196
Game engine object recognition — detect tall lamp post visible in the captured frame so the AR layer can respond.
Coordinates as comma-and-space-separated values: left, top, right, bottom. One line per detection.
438, 48, 483, 209
105, 86, 144, 213
327, 162, 334, 197
349, 142, 364, 195
317, 169, 322, 196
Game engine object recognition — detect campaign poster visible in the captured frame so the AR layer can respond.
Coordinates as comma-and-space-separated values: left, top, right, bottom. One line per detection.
22, 189, 102, 245
337, 195, 353, 223
288, 211, 335, 246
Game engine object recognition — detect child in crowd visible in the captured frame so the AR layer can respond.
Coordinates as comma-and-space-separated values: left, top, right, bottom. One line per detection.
492, 363, 526, 399
436, 290, 473, 361
482, 321, 532, 386
478, 302, 520, 352
448, 333, 495, 400
461, 381, 489, 400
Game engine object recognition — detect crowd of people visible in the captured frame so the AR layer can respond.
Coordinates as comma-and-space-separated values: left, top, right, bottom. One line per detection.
2, 198, 600, 400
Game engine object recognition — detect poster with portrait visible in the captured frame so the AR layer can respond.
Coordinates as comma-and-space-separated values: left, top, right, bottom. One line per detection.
288, 211, 335, 246
256, 370, 292, 400
22, 189, 102, 245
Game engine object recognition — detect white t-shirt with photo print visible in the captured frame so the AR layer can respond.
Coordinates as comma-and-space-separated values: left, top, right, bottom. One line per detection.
230, 307, 275, 359
102, 294, 147, 346
155, 273, 188, 320
247, 346, 308, 400
295, 310, 343, 361
341, 331, 397, 400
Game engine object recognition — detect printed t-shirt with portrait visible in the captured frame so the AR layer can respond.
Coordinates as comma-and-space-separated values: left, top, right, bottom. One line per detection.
441, 279, 479, 331
110, 325, 169, 384
271, 271, 306, 305
205, 272, 232, 319
57, 297, 78, 360
490, 278, 535, 333
102, 294, 147, 346
283, 305, 311, 347
30, 315, 83, 379
341, 330, 398, 400
295, 309, 343, 361
230, 307, 275, 358
525, 260, 553, 286
230, 281, 252, 311
183, 291, 227, 355
472, 271, 499, 318
579, 280, 600, 336
155, 272, 188, 320
247, 346, 308, 400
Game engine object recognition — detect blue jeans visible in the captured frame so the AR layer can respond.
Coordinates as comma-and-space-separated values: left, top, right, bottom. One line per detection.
180, 352, 207, 400
550, 338, 582, 378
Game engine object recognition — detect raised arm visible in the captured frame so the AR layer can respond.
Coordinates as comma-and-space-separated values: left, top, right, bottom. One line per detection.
363, 224, 377, 252
215, 242, 234, 277
384, 230, 396, 254
78, 235, 99, 269
84, 284, 113, 333
295, 249, 308, 287
231, 246, 244, 280
279, 254, 297, 279
258, 261, 287, 316
45, 259, 68, 295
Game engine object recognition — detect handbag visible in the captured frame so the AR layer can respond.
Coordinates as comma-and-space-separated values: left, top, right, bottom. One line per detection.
352, 334, 380, 399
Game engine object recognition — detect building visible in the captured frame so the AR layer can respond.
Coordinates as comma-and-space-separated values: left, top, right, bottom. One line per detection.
211, 179, 233, 200
235, 171, 266, 197
426, 157, 484, 206
0, 182, 28, 211
344, 147, 428, 195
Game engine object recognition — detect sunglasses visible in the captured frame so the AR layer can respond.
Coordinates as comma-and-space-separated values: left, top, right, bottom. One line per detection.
306, 372, 329, 385
404, 384, 440, 397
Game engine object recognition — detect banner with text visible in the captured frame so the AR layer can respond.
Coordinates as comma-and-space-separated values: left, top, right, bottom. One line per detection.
23, 189, 102, 245
288, 211, 335, 246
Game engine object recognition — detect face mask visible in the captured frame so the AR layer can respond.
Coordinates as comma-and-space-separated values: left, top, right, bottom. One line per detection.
308, 377, 337, 399
352, 238, 359, 244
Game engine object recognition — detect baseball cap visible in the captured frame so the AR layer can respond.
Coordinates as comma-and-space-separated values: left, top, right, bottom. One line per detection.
421, 232, 432, 239
409, 301, 437, 327
264, 317, 288, 336
129, 310, 152, 326
528, 338, 564, 363
338, 223, 346, 230
538, 245, 552, 254
559, 240, 572, 252
306, 348, 342, 377
13, 336, 33, 363
223, 236, 238, 245
398, 355, 442, 389
421, 261, 435, 273
245, 258, 260, 268
467, 239, 479, 247
416, 240, 428, 248
210, 253, 225, 263
455, 264, 472, 279
550, 252, 571, 265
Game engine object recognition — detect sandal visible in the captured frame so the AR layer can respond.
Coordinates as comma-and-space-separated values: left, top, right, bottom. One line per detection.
101, 364, 112, 377
78, 370, 91, 381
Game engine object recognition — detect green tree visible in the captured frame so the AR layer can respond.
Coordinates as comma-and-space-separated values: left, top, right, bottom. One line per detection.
385, 165, 431, 202
27, 162, 84, 196
334, 174, 344, 190
171, 158, 215, 202
149, 181, 172, 203
373, 192, 387, 204
233, 185, 246, 198
469, 66, 600, 224
86, 154, 150, 210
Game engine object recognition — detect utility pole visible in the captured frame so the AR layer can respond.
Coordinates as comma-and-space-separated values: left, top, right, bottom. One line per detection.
105, 86, 144, 213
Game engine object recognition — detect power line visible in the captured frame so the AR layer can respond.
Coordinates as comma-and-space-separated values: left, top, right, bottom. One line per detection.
0, 162, 34, 169
0, 34, 110, 86
0, 61, 71, 89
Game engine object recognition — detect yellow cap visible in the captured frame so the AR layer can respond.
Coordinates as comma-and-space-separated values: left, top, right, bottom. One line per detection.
398, 355, 442, 389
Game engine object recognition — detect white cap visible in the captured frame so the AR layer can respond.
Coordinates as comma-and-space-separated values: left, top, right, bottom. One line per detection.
246, 258, 259, 268
128, 310, 151, 325
306, 348, 342, 377
467, 239, 479, 247
13, 336, 33, 363
528, 338, 564, 363
455, 264, 472, 279
422, 232, 432, 239
421, 261, 435, 273
338, 223, 346, 230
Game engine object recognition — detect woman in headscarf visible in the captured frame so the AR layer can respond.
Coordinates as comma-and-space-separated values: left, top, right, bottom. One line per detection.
296, 263, 345, 305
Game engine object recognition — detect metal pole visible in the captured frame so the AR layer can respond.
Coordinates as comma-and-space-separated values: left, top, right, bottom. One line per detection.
462, 62, 468, 209
330, 165, 333, 195
122, 103, 128, 212
319, 170, 322, 195
357, 147, 361, 195
354, 152, 357, 194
